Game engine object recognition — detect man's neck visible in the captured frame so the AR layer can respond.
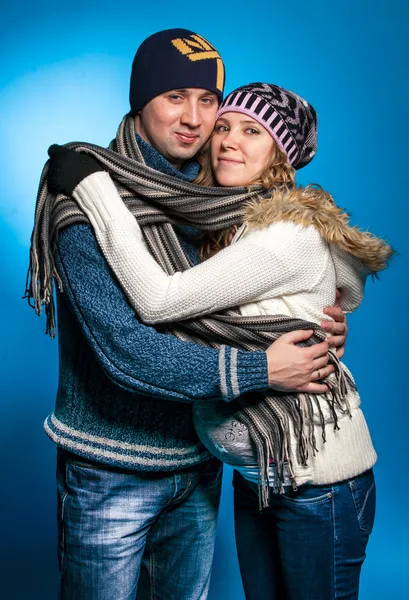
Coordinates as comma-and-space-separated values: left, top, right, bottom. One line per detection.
133, 132, 200, 183
133, 131, 203, 258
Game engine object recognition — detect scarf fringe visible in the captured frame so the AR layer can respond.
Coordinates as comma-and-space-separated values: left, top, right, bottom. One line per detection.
237, 350, 355, 509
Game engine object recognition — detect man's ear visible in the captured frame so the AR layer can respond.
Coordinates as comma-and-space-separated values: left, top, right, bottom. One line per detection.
133, 111, 142, 132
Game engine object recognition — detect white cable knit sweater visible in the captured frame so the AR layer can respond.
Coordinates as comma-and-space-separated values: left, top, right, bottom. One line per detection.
73, 172, 377, 486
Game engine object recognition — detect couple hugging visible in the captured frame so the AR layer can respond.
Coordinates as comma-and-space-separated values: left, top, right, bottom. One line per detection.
27, 27, 392, 600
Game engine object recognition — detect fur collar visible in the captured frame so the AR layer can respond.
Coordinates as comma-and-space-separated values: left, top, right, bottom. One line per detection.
244, 185, 394, 274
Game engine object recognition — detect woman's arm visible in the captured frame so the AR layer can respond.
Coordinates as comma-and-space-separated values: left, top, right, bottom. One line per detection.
329, 244, 367, 313
55, 223, 269, 401
73, 172, 330, 323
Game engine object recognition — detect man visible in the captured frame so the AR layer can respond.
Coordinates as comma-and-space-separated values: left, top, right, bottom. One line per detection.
42, 29, 346, 600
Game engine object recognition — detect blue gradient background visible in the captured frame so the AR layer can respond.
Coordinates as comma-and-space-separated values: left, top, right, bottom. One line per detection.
1, 1, 408, 598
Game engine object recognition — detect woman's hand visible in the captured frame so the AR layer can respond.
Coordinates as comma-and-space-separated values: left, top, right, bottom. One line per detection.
321, 305, 348, 359
47, 144, 104, 196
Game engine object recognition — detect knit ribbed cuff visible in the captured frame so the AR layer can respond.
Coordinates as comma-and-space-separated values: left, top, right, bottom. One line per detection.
219, 346, 268, 402
74, 172, 136, 231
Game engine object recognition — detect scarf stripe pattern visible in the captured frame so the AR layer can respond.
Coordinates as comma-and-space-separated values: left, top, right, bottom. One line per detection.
25, 113, 353, 507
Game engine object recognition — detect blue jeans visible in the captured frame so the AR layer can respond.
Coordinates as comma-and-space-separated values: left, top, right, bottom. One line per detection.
233, 468, 376, 600
57, 449, 222, 600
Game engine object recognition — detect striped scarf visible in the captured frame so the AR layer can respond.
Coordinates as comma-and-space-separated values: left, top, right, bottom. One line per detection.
25, 113, 353, 507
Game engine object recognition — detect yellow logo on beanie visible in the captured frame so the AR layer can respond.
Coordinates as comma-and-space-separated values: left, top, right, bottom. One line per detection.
171, 34, 224, 92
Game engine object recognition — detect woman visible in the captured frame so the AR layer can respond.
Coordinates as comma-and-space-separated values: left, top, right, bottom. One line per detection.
46, 83, 393, 599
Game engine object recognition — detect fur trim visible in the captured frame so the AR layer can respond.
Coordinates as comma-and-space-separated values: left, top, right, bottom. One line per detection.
244, 185, 394, 274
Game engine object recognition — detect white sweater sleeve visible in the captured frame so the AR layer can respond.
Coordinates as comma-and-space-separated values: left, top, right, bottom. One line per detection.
329, 244, 367, 313
73, 172, 325, 323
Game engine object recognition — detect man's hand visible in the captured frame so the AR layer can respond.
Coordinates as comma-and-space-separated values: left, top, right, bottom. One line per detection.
265, 330, 333, 393
321, 305, 348, 359
47, 144, 104, 196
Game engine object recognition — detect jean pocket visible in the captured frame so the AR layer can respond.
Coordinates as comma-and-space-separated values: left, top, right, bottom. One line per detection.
66, 454, 110, 472
61, 449, 125, 477
282, 488, 334, 506
348, 470, 376, 533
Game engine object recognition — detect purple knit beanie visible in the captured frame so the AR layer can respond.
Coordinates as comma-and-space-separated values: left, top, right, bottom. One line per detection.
216, 83, 317, 170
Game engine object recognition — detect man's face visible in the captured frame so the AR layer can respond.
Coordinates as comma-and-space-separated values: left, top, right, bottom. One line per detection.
135, 88, 218, 169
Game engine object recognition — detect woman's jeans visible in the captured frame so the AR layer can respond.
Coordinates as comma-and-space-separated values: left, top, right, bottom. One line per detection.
233, 468, 376, 600
56, 449, 222, 600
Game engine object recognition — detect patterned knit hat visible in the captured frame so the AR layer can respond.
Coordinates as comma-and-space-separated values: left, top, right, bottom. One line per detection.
216, 83, 317, 170
130, 29, 225, 113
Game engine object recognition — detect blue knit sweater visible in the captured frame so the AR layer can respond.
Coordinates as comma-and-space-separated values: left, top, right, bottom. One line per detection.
43, 136, 268, 470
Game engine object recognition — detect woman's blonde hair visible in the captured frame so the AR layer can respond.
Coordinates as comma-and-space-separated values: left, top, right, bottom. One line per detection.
196, 139, 296, 260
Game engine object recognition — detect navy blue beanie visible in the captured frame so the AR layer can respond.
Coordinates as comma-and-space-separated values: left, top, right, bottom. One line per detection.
129, 28, 225, 113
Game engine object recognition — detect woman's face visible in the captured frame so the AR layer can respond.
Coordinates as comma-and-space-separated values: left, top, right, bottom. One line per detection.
211, 112, 275, 187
